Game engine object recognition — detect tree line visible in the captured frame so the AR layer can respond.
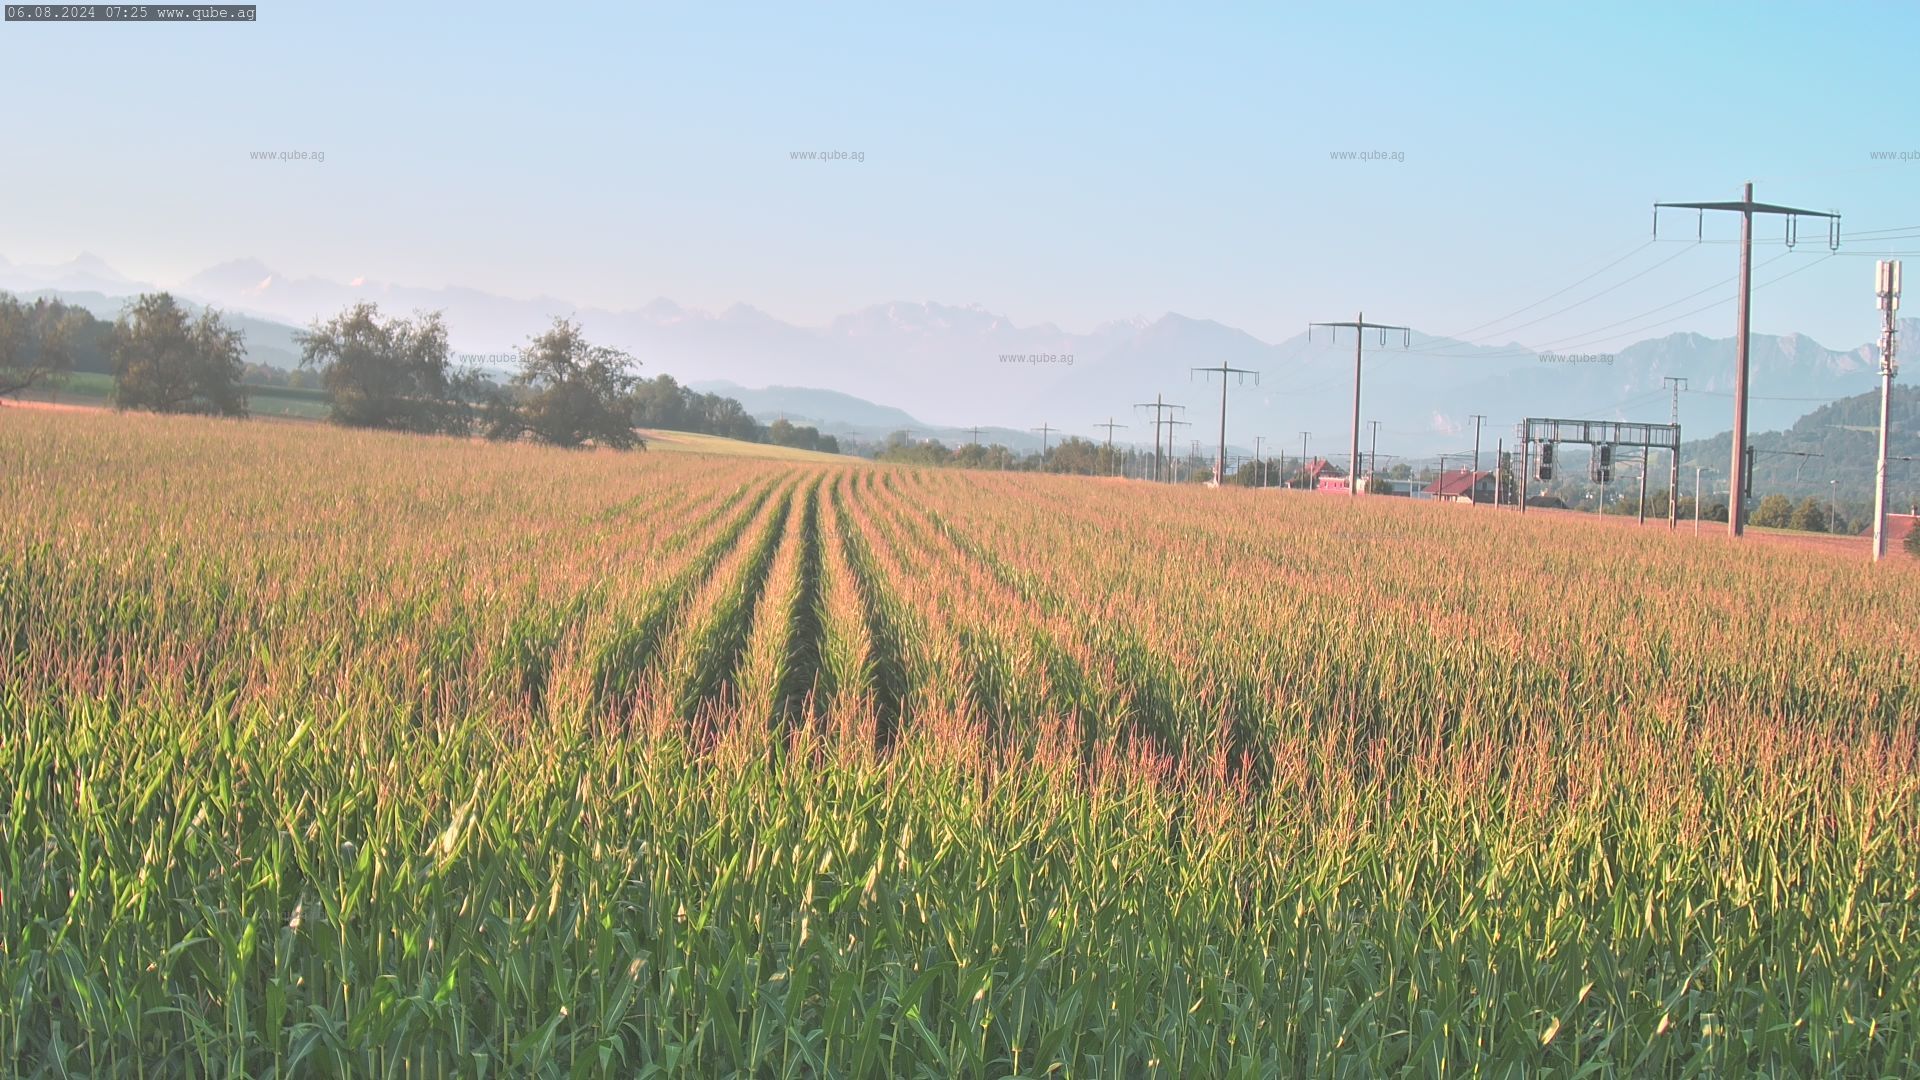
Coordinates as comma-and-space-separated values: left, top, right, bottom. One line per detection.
0, 292, 839, 454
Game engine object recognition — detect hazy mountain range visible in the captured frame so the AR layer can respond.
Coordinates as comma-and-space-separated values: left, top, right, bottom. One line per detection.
3, 253, 1912, 457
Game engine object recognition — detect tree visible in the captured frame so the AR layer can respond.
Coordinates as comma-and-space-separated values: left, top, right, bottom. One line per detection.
485, 318, 642, 449
112, 293, 248, 416
1789, 497, 1828, 533
629, 374, 688, 430
1748, 493, 1794, 528
1042, 437, 1105, 475
0, 294, 81, 398
1495, 451, 1517, 505
1906, 521, 1920, 558
299, 303, 476, 434
877, 431, 952, 466
950, 442, 1014, 470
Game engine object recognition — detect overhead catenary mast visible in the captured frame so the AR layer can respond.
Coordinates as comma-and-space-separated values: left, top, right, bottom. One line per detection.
1368, 420, 1382, 490
1468, 414, 1487, 504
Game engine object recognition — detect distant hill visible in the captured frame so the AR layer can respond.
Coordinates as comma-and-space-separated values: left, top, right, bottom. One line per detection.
689, 381, 926, 432
1679, 384, 1920, 506
8, 253, 1912, 456
685, 380, 1056, 451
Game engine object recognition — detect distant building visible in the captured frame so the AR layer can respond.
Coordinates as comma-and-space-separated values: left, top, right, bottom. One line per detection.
1887, 513, 1918, 548
1425, 469, 1495, 504
1358, 476, 1415, 496
1300, 458, 1346, 491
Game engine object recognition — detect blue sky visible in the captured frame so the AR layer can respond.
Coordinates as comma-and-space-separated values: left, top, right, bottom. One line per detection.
1, 1, 1915, 349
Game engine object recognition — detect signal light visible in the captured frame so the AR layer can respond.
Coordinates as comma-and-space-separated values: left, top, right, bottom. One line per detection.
1591, 444, 1614, 483
1536, 442, 1554, 481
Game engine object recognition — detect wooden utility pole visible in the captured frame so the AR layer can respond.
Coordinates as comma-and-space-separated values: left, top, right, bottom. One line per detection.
1094, 418, 1127, 476
1192, 362, 1259, 486
1032, 422, 1057, 458
1134, 394, 1185, 483
1654, 184, 1839, 536
1309, 313, 1411, 496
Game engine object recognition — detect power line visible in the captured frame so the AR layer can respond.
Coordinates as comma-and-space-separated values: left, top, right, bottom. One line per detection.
1405, 248, 1825, 363
1426, 239, 1657, 342
1684, 389, 1846, 403
1409, 246, 1799, 358
1429, 243, 1700, 350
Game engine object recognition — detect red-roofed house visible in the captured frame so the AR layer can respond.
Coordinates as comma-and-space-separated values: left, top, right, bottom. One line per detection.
1887, 513, 1918, 550
1299, 458, 1346, 491
1425, 469, 1494, 504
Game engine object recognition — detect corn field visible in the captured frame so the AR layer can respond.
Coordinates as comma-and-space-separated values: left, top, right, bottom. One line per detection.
4, 409, 1919, 1076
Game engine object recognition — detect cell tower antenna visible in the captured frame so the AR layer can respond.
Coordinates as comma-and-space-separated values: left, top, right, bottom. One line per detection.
1873, 260, 1901, 561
